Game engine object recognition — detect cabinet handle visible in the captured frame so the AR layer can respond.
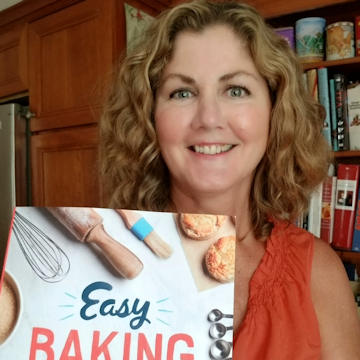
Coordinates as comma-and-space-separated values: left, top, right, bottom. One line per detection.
23, 110, 36, 120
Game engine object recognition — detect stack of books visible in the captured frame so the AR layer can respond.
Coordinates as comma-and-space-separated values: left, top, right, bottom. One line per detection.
301, 163, 360, 253
303, 68, 360, 152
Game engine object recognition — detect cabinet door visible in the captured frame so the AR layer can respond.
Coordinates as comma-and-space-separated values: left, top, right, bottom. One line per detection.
28, 0, 114, 131
0, 23, 27, 98
31, 125, 101, 206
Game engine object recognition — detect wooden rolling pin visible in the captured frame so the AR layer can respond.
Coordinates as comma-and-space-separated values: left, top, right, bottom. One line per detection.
47, 207, 143, 279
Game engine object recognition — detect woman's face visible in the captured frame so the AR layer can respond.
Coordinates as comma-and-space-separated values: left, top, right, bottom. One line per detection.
154, 25, 271, 202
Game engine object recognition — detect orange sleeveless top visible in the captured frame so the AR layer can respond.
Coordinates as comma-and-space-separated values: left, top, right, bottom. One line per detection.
233, 220, 321, 359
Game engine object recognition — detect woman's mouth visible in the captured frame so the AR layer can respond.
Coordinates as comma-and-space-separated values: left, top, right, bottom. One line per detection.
190, 144, 234, 155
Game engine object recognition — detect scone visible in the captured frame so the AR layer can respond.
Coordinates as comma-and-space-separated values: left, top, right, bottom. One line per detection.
205, 236, 235, 282
179, 214, 226, 240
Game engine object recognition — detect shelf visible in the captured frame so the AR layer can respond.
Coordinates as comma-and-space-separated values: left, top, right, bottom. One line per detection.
302, 56, 360, 70
333, 151, 360, 158
335, 250, 360, 265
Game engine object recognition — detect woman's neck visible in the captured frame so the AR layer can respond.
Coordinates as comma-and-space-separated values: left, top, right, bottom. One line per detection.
169, 184, 249, 217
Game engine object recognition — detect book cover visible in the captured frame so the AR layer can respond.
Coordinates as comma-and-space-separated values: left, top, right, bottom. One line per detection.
317, 67, 332, 147
0, 207, 235, 359
320, 176, 337, 244
333, 74, 350, 151
329, 79, 339, 151
306, 69, 319, 101
308, 183, 323, 238
348, 82, 360, 150
333, 164, 360, 249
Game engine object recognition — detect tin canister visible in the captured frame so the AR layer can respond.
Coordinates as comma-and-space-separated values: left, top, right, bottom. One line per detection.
356, 16, 360, 56
326, 22, 355, 60
295, 17, 326, 62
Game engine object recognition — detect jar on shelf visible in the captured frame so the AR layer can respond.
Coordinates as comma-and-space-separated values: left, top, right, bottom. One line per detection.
295, 17, 326, 62
326, 21, 355, 60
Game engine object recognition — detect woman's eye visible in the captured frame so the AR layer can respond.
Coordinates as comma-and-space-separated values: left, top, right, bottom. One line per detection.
170, 89, 193, 99
227, 86, 249, 97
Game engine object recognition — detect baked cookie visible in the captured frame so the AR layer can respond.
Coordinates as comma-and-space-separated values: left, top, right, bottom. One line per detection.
205, 236, 235, 282
179, 214, 226, 240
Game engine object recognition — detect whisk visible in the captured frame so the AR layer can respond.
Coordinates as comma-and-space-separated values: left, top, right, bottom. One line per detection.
12, 211, 70, 283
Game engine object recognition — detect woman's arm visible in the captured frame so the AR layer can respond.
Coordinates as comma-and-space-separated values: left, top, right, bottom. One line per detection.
311, 238, 360, 359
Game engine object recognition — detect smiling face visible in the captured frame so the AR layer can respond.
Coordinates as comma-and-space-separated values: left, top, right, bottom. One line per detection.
154, 25, 271, 212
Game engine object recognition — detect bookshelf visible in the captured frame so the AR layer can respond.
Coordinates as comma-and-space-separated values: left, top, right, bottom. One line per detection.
303, 56, 360, 71
333, 151, 360, 159
267, 1, 360, 267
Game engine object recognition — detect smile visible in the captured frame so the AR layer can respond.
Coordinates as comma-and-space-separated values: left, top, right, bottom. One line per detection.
191, 144, 234, 155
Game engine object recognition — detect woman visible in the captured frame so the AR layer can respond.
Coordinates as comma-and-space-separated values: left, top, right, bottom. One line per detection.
100, 0, 360, 358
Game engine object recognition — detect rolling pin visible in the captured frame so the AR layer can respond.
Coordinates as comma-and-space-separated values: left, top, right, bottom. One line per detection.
47, 207, 143, 279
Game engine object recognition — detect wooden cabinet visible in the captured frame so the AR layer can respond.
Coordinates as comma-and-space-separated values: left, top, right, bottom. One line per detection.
24, 0, 118, 206
31, 125, 101, 206
28, 0, 115, 132
0, 23, 27, 98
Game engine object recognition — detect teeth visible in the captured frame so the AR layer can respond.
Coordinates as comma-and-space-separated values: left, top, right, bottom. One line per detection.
193, 144, 233, 155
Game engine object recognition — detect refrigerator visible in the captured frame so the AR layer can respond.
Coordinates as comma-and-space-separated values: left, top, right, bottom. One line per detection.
0, 103, 30, 270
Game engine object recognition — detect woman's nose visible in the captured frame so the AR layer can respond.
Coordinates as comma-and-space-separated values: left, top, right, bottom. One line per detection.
192, 94, 224, 130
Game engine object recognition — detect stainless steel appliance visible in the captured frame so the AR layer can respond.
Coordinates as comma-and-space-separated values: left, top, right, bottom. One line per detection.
0, 103, 30, 269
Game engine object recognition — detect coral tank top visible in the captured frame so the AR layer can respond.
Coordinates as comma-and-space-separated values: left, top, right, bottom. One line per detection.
233, 220, 321, 359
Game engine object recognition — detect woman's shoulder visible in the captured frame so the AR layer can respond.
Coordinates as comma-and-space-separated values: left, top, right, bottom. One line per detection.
270, 219, 315, 249
311, 237, 360, 359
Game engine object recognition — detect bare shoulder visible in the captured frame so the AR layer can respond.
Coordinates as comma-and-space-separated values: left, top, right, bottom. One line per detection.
311, 237, 360, 359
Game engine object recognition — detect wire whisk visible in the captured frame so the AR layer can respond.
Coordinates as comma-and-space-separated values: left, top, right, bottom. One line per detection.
12, 211, 70, 283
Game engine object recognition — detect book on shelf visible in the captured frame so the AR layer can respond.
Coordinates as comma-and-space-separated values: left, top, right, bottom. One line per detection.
320, 175, 337, 244
343, 262, 359, 281
348, 82, 360, 151
333, 164, 360, 250
274, 26, 295, 49
352, 187, 360, 252
0, 207, 235, 358
329, 79, 339, 151
308, 183, 323, 238
317, 67, 332, 148
306, 69, 319, 101
334, 73, 350, 151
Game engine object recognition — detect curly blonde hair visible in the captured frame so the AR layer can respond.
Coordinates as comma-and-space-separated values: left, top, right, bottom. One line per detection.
100, 0, 331, 238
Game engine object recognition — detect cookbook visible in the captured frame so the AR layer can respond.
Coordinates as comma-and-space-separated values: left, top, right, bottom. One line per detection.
0, 207, 235, 359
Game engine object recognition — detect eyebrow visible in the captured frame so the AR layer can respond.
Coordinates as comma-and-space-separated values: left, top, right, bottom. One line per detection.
160, 70, 259, 86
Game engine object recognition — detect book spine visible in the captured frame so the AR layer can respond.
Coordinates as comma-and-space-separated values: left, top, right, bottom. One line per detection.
317, 68, 332, 148
329, 79, 339, 151
352, 187, 360, 252
302, 212, 309, 231
302, 73, 308, 92
320, 176, 337, 244
306, 69, 319, 101
348, 82, 360, 150
308, 183, 323, 238
334, 74, 349, 151
332, 164, 360, 249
